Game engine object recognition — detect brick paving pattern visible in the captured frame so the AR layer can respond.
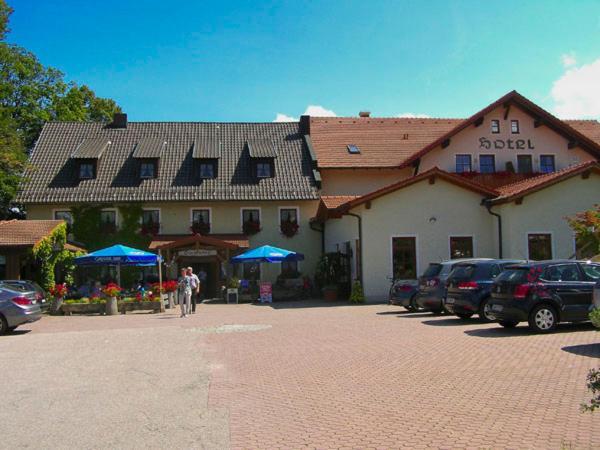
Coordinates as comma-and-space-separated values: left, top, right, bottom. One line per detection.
25, 301, 600, 449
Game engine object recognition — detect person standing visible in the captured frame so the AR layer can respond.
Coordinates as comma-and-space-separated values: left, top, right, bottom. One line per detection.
178, 268, 192, 318
187, 267, 200, 314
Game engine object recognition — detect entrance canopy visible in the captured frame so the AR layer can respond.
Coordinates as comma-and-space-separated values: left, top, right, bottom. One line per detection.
74, 244, 161, 266
231, 245, 304, 264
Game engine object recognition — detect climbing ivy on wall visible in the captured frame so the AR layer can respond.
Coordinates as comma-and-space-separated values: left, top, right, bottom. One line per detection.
71, 204, 150, 252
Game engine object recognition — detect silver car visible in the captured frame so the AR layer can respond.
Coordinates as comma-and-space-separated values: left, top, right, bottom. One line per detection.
0, 286, 42, 334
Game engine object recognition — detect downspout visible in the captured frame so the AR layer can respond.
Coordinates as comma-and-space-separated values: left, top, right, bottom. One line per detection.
345, 212, 363, 285
483, 199, 502, 259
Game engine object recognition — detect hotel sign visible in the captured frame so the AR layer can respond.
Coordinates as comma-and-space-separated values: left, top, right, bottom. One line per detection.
178, 249, 217, 257
479, 137, 534, 150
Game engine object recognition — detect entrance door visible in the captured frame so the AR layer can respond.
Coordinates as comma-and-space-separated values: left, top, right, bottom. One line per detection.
188, 262, 216, 298
392, 237, 417, 279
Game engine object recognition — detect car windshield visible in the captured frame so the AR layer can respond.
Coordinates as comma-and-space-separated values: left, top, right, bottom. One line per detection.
581, 264, 600, 280
494, 268, 530, 283
422, 264, 442, 278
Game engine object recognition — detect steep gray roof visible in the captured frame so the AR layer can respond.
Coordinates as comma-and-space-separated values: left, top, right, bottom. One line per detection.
17, 121, 319, 204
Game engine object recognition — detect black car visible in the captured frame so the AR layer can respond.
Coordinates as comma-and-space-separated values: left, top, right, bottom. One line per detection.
489, 260, 600, 333
415, 259, 492, 314
388, 278, 420, 311
444, 259, 525, 321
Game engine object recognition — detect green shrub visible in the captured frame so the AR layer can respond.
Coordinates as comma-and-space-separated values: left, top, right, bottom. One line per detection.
590, 308, 600, 329
349, 280, 365, 303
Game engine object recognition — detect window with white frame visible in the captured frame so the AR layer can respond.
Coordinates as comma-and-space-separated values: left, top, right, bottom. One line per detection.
517, 155, 533, 174
540, 155, 555, 173
491, 120, 500, 134
511, 120, 520, 134
191, 209, 211, 234
528, 233, 552, 260
479, 155, 495, 174
450, 236, 473, 259
455, 154, 472, 173
100, 210, 117, 233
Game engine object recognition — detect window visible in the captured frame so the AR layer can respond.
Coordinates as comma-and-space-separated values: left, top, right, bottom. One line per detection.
491, 120, 500, 134
140, 161, 156, 179
581, 264, 600, 280
479, 155, 495, 174
241, 208, 261, 234
347, 144, 361, 154
455, 154, 472, 173
199, 162, 216, 179
280, 260, 299, 278
542, 264, 582, 282
528, 233, 552, 260
191, 209, 210, 225
0, 254, 5, 279
392, 237, 417, 279
79, 162, 95, 179
450, 236, 473, 259
279, 208, 298, 224
243, 262, 261, 281
54, 210, 73, 225
511, 120, 520, 134
142, 209, 159, 225
256, 162, 272, 178
517, 155, 533, 174
540, 155, 555, 173
100, 210, 117, 233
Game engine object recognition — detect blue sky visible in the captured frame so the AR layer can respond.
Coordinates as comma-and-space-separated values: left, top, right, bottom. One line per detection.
9, 0, 600, 121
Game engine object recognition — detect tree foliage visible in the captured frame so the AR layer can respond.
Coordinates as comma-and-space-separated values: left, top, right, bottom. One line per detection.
0, 0, 121, 218
566, 204, 600, 259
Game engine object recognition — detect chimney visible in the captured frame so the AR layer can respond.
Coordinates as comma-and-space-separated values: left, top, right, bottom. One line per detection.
110, 112, 127, 129
358, 111, 371, 118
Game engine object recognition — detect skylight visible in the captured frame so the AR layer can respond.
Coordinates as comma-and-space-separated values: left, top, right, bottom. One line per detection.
347, 144, 361, 154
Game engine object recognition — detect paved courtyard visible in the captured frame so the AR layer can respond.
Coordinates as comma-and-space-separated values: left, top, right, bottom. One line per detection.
2, 300, 599, 449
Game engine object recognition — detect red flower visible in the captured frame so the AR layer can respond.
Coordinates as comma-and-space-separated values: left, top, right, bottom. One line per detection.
280, 220, 299, 238
102, 283, 122, 297
49, 283, 68, 298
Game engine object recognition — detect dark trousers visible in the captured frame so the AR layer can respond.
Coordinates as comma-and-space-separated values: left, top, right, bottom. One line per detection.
191, 291, 197, 312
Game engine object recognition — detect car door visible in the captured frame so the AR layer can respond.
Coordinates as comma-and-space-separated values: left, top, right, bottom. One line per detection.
543, 263, 587, 321
580, 263, 600, 314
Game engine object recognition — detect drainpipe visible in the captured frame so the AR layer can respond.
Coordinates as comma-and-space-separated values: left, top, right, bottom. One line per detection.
344, 212, 363, 285
484, 200, 502, 259
309, 220, 325, 253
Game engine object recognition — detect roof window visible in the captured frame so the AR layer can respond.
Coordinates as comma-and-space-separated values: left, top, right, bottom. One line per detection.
347, 144, 361, 154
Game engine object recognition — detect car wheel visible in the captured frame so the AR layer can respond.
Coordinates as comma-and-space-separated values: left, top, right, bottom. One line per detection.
0, 315, 8, 335
479, 298, 494, 322
499, 320, 518, 328
410, 296, 423, 312
528, 305, 558, 333
456, 313, 473, 320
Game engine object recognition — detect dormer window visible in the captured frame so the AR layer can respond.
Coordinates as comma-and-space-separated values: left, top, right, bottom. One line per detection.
140, 160, 156, 179
192, 139, 220, 180
200, 161, 217, 179
256, 161, 272, 178
133, 138, 165, 180
79, 161, 96, 179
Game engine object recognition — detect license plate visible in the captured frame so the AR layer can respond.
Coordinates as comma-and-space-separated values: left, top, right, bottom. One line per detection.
41, 299, 46, 303
492, 304, 503, 312
445, 297, 455, 304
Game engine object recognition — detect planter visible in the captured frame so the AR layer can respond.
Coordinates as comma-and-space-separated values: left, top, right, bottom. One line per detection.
106, 296, 119, 315
167, 291, 175, 309
50, 296, 64, 315
61, 303, 105, 316
119, 301, 162, 314
322, 286, 338, 301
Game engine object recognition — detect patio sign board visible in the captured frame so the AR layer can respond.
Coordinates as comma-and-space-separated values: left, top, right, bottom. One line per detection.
259, 282, 273, 303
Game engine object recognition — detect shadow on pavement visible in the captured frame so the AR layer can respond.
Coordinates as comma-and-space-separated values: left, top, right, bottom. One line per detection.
4, 329, 32, 336
562, 343, 600, 358
422, 318, 482, 327
465, 322, 596, 338
376, 310, 407, 315
396, 312, 441, 319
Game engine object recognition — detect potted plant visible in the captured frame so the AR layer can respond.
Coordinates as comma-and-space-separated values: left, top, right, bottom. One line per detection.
280, 219, 299, 238
141, 221, 160, 236
160, 280, 178, 309
49, 283, 68, 315
349, 280, 365, 303
315, 253, 347, 301
242, 219, 261, 235
190, 219, 211, 235
102, 282, 122, 315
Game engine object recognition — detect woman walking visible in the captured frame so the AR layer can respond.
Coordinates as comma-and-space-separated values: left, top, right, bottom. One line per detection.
178, 267, 192, 318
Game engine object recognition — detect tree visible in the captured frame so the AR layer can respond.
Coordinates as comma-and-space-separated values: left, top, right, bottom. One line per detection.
0, 0, 121, 218
566, 205, 600, 259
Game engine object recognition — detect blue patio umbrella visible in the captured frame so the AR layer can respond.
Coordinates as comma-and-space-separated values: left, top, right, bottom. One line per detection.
74, 244, 162, 286
230, 245, 304, 264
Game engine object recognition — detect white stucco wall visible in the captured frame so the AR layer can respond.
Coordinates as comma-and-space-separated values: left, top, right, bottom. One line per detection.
320, 168, 412, 195
325, 178, 495, 301
419, 105, 595, 173
495, 172, 600, 260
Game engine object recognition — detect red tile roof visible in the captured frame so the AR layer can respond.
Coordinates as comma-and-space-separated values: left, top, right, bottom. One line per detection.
0, 220, 64, 247
321, 195, 361, 209
492, 161, 600, 204
307, 91, 600, 170
149, 234, 249, 251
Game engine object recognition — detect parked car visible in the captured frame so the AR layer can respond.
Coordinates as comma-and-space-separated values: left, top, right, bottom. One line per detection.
388, 278, 420, 311
416, 259, 493, 314
0, 280, 48, 310
594, 277, 600, 309
489, 260, 600, 333
444, 259, 525, 321
0, 286, 42, 334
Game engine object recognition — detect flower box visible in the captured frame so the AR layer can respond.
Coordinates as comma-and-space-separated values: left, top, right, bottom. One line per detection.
242, 220, 261, 235
190, 221, 211, 235
280, 219, 299, 238
141, 222, 160, 236
118, 300, 162, 314
61, 303, 106, 315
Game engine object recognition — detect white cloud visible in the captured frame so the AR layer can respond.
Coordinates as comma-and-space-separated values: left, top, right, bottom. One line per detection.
303, 105, 337, 117
551, 57, 600, 118
395, 112, 431, 118
561, 52, 577, 68
273, 104, 337, 122
273, 113, 297, 122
